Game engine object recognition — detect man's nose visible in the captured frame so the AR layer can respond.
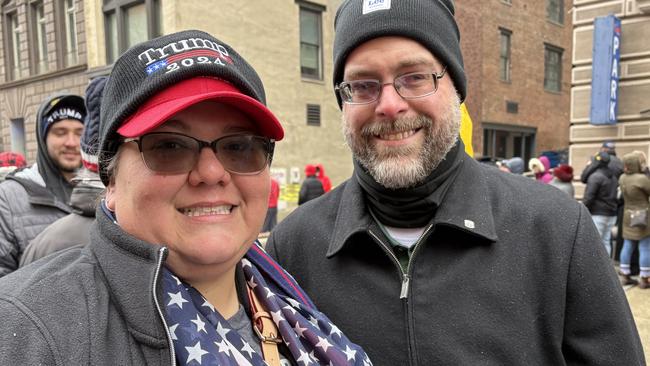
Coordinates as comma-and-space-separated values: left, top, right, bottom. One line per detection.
374, 83, 409, 120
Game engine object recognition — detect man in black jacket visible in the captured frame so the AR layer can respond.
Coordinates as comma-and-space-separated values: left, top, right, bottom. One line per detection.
266, 1, 644, 365
582, 151, 619, 256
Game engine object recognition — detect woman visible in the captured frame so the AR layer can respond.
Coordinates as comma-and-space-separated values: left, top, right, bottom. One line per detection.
619, 151, 650, 289
528, 156, 553, 183
0, 30, 371, 365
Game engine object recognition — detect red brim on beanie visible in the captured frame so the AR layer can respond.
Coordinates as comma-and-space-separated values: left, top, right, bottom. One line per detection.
117, 77, 284, 140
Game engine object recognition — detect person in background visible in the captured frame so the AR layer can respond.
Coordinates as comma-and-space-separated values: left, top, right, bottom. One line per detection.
618, 151, 650, 288
528, 156, 553, 183
0, 30, 370, 365
582, 151, 619, 256
601, 140, 624, 178
497, 157, 524, 175
261, 177, 280, 233
298, 164, 325, 205
549, 163, 575, 198
315, 163, 332, 192
20, 77, 107, 267
0, 93, 86, 277
0, 152, 27, 182
267, 0, 644, 364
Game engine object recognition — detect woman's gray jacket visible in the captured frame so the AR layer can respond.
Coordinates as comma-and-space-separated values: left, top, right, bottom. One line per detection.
0, 206, 175, 365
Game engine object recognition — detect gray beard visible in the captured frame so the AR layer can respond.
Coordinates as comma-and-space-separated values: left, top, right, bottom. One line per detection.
342, 93, 461, 189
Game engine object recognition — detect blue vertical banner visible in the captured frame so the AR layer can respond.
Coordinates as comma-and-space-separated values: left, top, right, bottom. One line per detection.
589, 15, 621, 125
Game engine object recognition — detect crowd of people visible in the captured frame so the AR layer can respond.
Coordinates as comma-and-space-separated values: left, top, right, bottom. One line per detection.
0, 0, 646, 365
496, 140, 650, 291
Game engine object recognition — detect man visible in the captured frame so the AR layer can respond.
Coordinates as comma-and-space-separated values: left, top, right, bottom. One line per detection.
582, 151, 619, 255
20, 78, 106, 267
267, 1, 645, 365
601, 140, 625, 177
0, 94, 85, 276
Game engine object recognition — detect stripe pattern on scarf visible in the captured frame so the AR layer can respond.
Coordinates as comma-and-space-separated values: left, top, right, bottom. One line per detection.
162, 244, 372, 366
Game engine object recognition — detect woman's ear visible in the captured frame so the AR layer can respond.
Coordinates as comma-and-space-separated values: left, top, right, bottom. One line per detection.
105, 184, 117, 211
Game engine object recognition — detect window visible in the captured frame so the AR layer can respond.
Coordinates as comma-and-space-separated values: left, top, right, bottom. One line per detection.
103, 0, 162, 64
544, 44, 563, 92
61, 0, 78, 66
483, 124, 536, 163
506, 101, 518, 114
298, 2, 324, 80
499, 28, 511, 82
306, 104, 321, 126
3, 7, 21, 81
546, 0, 563, 24
10, 118, 26, 156
30, 0, 48, 74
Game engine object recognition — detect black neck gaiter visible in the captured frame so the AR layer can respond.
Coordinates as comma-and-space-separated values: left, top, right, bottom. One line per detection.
355, 140, 464, 228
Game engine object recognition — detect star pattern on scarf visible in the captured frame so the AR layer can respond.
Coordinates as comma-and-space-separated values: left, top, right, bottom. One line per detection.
160, 245, 373, 366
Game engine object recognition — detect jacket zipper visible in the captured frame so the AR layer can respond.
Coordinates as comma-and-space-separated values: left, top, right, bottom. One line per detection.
403, 224, 434, 298
153, 247, 176, 366
369, 224, 434, 366
368, 230, 408, 296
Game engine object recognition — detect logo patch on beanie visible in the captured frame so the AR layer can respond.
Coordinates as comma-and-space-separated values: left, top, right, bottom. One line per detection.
46, 107, 84, 125
138, 37, 234, 76
363, 0, 391, 14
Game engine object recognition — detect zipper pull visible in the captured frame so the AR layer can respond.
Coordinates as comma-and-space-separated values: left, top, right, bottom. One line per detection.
400, 275, 410, 299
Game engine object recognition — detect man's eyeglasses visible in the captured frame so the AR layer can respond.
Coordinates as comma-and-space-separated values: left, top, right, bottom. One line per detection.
123, 132, 274, 175
335, 67, 447, 105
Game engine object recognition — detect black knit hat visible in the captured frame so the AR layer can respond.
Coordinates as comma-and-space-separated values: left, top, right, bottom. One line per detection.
40, 95, 86, 137
332, 0, 466, 107
99, 29, 283, 185
81, 76, 107, 173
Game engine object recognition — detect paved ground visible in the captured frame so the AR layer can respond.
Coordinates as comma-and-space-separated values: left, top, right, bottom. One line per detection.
625, 282, 650, 360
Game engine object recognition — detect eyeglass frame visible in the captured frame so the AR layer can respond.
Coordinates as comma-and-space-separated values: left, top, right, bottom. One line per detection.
123, 132, 275, 176
335, 67, 448, 105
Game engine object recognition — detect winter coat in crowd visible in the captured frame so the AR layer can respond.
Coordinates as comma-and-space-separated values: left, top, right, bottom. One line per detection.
501, 157, 525, 174
529, 156, 553, 183
619, 152, 650, 241
0, 165, 72, 277
316, 163, 332, 192
581, 153, 625, 183
609, 154, 625, 178
582, 153, 618, 216
19, 170, 103, 267
549, 164, 575, 198
298, 165, 325, 205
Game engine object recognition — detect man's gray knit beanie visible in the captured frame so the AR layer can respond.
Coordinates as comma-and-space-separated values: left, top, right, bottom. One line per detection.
332, 0, 466, 107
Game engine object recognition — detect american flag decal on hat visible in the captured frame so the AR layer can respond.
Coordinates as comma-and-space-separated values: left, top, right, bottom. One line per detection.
145, 49, 233, 75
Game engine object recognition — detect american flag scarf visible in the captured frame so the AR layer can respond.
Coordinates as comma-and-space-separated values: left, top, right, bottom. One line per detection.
162, 243, 372, 366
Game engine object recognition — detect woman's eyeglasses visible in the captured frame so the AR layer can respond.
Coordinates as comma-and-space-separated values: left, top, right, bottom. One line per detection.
335, 67, 447, 105
123, 132, 274, 175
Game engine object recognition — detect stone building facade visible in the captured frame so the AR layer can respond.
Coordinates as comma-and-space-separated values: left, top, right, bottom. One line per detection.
456, 0, 573, 163
0, 0, 87, 159
0, 0, 575, 215
570, 0, 650, 196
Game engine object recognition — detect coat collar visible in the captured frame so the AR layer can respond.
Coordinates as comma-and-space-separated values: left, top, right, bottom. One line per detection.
88, 206, 169, 347
327, 153, 498, 257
